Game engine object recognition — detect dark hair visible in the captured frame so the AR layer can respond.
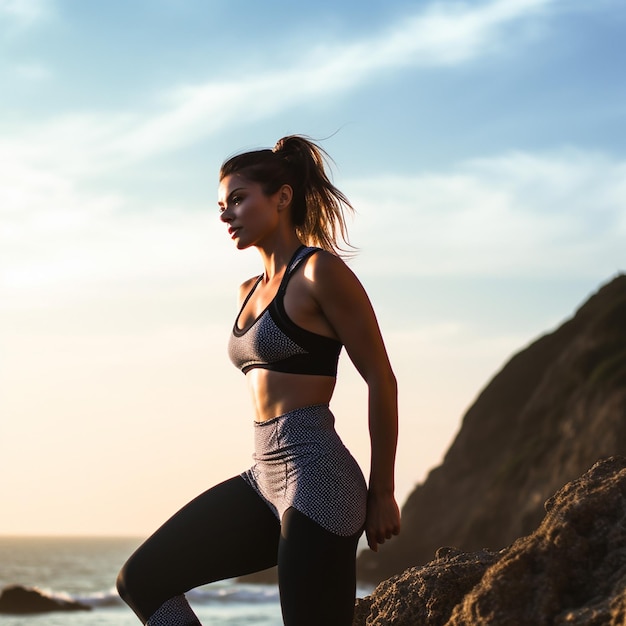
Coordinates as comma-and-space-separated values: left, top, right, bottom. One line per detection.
219, 135, 354, 255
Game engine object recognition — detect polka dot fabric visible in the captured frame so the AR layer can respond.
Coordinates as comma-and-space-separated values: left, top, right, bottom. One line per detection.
241, 405, 367, 537
147, 595, 200, 626
228, 307, 307, 372
228, 246, 342, 376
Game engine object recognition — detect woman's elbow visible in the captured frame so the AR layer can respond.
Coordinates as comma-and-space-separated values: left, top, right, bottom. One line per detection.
368, 366, 397, 396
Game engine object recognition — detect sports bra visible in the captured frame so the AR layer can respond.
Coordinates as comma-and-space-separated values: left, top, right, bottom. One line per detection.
228, 246, 342, 376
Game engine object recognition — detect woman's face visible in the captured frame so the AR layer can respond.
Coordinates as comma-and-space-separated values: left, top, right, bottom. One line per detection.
218, 174, 282, 250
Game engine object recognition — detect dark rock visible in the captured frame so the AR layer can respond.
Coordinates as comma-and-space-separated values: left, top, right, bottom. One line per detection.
353, 456, 626, 625
353, 547, 500, 626
0, 585, 91, 614
359, 274, 626, 583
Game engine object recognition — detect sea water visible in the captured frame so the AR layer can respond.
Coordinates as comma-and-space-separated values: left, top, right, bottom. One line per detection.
0, 536, 282, 625
0, 537, 373, 625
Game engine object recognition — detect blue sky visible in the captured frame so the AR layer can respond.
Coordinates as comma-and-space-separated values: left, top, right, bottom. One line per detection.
1, 0, 624, 535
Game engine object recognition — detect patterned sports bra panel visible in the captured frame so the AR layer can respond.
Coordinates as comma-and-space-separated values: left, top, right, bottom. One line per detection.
228, 246, 342, 376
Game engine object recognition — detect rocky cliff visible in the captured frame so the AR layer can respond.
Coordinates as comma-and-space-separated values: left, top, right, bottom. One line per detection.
353, 456, 626, 625
358, 274, 626, 583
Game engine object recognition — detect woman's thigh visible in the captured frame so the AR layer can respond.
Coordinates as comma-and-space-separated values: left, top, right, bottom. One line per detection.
278, 507, 361, 626
117, 476, 280, 621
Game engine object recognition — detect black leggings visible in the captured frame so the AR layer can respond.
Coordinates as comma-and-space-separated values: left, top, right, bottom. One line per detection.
116, 476, 362, 625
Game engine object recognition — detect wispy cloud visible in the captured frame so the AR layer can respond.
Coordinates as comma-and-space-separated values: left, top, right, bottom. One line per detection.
347, 149, 626, 279
1, 0, 561, 173
0, 148, 219, 294
12, 61, 53, 81
113, 0, 559, 160
1, 0, 601, 299
314, 0, 556, 72
3, 146, 622, 304
0, 0, 52, 25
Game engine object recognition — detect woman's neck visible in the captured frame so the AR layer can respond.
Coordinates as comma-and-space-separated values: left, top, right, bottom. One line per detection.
256, 235, 303, 282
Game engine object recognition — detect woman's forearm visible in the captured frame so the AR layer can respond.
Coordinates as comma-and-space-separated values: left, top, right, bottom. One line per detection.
367, 370, 399, 493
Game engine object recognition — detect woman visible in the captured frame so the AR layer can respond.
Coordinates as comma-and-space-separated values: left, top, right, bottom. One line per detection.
117, 135, 400, 626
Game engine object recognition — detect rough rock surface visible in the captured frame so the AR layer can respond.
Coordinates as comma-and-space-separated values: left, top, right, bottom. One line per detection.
353, 456, 626, 626
0, 585, 91, 614
359, 274, 626, 583
353, 548, 500, 626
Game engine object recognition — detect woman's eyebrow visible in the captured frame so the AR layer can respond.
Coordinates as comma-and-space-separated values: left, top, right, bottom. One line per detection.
218, 187, 246, 206
228, 187, 246, 198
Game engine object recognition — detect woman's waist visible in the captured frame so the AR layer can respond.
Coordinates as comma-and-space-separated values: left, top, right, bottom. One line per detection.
251, 404, 342, 453
247, 369, 336, 422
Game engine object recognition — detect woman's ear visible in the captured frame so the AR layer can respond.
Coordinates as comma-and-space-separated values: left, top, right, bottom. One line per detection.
277, 184, 293, 211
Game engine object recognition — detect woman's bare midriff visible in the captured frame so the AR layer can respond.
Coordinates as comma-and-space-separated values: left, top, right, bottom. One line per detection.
246, 369, 337, 422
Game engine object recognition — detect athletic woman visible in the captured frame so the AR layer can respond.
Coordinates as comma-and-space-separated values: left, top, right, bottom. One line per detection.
116, 135, 400, 626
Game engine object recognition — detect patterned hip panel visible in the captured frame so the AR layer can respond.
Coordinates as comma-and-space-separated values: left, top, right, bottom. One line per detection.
241, 404, 367, 536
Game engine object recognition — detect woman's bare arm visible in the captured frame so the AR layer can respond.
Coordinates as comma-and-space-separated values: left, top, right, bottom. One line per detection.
305, 252, 401, 551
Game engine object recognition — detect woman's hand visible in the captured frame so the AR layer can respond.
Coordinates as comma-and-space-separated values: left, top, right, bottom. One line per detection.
365, 491, 401, 552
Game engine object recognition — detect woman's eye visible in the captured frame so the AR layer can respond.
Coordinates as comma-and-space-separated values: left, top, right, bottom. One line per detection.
232, 196, 242, 205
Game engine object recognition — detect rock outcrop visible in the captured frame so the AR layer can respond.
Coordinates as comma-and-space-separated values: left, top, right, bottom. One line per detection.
0, 585, 91, 614
353, 456, 626, 625
359, 274, 626, 583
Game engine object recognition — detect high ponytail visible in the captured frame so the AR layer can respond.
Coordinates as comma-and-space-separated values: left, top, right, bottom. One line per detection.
219, 135, 355, 256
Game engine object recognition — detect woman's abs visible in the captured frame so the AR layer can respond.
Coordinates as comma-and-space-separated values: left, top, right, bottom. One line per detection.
246, 369, 336, 422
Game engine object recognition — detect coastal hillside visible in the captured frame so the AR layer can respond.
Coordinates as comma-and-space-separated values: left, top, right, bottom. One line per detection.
358, 274, 626, 583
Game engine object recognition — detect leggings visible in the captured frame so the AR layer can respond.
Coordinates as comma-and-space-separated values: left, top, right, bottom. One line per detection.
116, 476, 362, 626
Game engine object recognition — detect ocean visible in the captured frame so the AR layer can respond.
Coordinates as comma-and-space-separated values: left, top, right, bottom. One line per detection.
0, 537, 373, 625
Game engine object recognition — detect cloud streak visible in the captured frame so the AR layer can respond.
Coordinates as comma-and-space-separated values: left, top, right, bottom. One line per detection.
1, 0, 561, 174
3, 146, 622, 304
347, 149, 626, 279
1, 0, 608, 299
0, 0, 51, 26
114, 0, 558, 160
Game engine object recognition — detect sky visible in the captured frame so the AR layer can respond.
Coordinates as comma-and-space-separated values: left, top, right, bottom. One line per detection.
1, 0, 624, 536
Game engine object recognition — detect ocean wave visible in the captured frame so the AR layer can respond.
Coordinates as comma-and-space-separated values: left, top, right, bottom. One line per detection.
19, 585, 126, 609
74, 588, 125, 608
1, 582, 280, 611
187, 583, 280, 605
77, 582, 281, 607
3, 580, 371, 612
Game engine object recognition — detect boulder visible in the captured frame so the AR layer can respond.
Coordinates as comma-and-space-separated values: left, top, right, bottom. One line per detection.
0, 585, 91, 614
353, 456, 626, 625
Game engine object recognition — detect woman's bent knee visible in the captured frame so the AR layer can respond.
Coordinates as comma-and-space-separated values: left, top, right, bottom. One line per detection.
116, 558, 135, 604
116, 553, 160, 623
116, 552, 150, 609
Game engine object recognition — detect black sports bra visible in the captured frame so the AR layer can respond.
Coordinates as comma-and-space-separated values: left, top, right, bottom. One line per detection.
228, 246, 342, 376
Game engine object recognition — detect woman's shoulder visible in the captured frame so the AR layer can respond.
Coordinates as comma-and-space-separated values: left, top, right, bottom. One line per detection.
305, 246, 345, 265
302, 248, 361, 294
